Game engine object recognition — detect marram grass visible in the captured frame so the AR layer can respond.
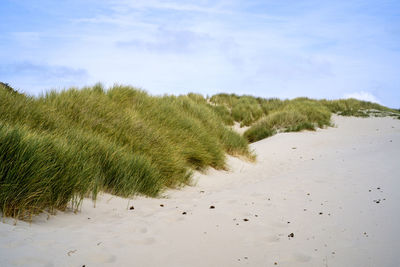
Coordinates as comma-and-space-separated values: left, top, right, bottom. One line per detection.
0, 83, 252, 219
209, 94, 399, 143
1, 83, 398, 219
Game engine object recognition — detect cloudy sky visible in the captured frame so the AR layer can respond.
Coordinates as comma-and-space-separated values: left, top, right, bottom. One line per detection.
1, 0, 399, 107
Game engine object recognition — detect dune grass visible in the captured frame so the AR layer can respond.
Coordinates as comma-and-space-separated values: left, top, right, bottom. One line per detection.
319, 98, 394, 117
0, 83, 252, 219
1, 82, 398, 219
244, 99, 332, 142
210, 94, 399, 143
209, 94, 265, 126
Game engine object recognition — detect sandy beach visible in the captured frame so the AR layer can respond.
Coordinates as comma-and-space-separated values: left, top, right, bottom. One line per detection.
1, 115, 399, 267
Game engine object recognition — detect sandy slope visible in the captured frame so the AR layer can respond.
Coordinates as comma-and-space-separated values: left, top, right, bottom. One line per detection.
1, 115, 399, 267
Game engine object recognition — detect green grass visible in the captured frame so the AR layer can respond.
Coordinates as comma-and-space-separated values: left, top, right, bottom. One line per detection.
0, 83, 252, 219
209, 94, 285, 126
319, 98, 393, 116
209, 94, 398, 143
244, 99, 332, 142
1, 82, 398, 219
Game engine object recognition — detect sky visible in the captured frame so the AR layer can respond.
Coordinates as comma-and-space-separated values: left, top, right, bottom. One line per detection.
1, 0, 399, 107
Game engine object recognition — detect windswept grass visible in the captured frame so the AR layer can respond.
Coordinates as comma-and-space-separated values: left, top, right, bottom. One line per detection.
319, 98, 394, 117
244, 99, 332, 142
210, 94, 285, 126
0, 83, 252, 219
210, 94, 398, 143
1, 81, 398, 219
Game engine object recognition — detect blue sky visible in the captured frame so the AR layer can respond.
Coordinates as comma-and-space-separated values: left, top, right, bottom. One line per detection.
1, 0, 399, 107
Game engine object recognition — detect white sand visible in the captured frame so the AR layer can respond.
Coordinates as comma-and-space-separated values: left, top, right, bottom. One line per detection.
1, 115, 399, 267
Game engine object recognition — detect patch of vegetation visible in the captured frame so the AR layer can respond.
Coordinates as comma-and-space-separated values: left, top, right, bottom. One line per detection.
210, 93, 286, 126
1, 81, 398, 219
319, 98, 393, 117
244, 99, 331, 142
210, 94, 399, 143
0, 84, 252, 219
0, 82, 19, 94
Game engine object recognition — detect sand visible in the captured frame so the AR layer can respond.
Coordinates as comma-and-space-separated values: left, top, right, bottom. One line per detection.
1, 115, 399, 267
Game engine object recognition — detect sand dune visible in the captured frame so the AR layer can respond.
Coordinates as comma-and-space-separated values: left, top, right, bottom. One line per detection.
1, 115, 399, 267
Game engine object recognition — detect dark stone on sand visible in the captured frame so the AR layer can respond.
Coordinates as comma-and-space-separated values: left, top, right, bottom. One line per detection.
182, 212, 187, 215
319, 212, 323, 215
288, 233, 294, 238
243, 218, 249, 222
209, 205, 215, 209
377, 187, 381, 190
129, 206, 134, 210
160, 204, 164, 207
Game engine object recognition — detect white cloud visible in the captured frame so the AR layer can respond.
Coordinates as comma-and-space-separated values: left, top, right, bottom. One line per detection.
343, 91, 381, 104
